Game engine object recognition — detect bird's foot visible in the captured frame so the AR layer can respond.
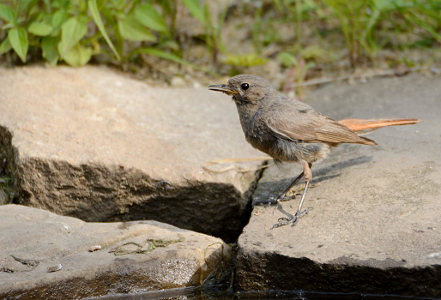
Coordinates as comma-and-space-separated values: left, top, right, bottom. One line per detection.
254, 193, 295, 207
276, 193, 296, 202
270, 207, 311, 229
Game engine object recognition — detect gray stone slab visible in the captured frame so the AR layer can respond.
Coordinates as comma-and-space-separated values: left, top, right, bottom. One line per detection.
0, 204, 231, 298
236, 73, 441, 297
0, 66, 263, 241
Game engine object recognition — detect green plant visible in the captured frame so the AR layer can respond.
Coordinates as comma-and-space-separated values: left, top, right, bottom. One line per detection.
222, 53, 268, 69
322, 0, 369, 67
322, 0, 441, 66
278, 51, 314, 99
0, 0, 190, 66
181, 0, 228, 64
0, 0, 440, 75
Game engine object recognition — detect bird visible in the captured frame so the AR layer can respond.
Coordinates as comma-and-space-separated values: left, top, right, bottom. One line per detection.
208, 74, 420, 228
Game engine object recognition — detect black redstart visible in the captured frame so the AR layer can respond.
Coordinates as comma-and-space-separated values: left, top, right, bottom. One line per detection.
209, 74, 419, 227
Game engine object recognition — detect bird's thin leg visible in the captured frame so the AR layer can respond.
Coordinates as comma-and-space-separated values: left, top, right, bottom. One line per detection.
256, 171, 304, 206
295, 180, 310, 217
271, 162, 313, 229
275, 171, 304, 201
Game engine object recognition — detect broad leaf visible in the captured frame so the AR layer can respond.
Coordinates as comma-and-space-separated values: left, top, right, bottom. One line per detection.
28, 22, 53, 36
135, 3, 170, 35
62, 44, 92, 67
88, 0, 120, 60
42, 36, 59, 65
118, 16, 155, 42
0, 4, 16, 24
58, 17, 87, 56
8, 27, 28, 62
51, 10, 69, 33
0, 37, 12, 55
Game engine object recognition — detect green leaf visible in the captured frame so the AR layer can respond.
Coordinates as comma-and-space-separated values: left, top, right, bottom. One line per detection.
0, 37, 12, 56
8, 27, 28, 62
372, 0, 394, 11
51, 10, 69, 33
58, 17, 87, 56
137, 48, 192, 66
88, 0, 120, 60
18, 0, 37, 16
28, 22, 53, 36
42, 36, 59, 65
277, 52, 297, 68
222, 53, 268, 68
118, 16, 156, 42
182, 0, 206, 25
0, 4, 16, 24
135, 3, 170, 35
62, 44, 92, 67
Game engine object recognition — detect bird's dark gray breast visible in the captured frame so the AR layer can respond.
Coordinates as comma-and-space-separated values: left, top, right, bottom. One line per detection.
237, 105, 329, 163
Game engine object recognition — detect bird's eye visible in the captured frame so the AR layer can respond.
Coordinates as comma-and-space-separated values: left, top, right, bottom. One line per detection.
241, 83, 249, 90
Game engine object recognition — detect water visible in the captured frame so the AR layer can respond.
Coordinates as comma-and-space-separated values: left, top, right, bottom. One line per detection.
97, 287, 439, 300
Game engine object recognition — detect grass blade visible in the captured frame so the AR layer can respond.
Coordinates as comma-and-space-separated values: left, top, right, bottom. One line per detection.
182, 0, 206, 24
88, 0, 120, 60
137, 47, 193, 66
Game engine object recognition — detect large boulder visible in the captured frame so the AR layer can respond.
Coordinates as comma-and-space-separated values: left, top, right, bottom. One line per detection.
0, 204, 231, 298
0, 66, 262, 242
235, 73, 441, 297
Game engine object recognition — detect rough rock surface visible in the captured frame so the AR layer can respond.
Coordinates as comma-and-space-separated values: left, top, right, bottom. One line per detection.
0, 204, 231, 299
0, 66, 262, 242
236, 73, 441, 297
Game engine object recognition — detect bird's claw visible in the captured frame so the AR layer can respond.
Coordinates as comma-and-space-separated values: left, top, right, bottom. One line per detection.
275, 193, 296, 202
270, 207, 311, 229
271, 215, 298, 229
254, 192, 296, 207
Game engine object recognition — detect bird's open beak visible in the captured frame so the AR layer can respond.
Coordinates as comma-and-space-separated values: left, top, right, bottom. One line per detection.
208, 84, 238, 95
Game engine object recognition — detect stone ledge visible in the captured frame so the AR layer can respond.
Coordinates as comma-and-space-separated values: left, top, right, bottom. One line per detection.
235, 73, 441, 297
0, 66, 263, 241
0, 204, 231, 298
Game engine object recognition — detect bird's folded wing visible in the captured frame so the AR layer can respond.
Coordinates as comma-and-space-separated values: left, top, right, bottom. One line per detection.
265, 103, 376, 145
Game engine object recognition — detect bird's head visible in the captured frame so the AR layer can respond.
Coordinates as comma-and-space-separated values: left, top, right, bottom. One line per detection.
208, 74, 273, 105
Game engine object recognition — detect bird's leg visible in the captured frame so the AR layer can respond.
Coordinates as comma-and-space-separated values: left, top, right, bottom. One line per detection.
274, 171, 305, 202
271, 162, 313, 229
295, 161, 312, 214
257, 171, 304, 206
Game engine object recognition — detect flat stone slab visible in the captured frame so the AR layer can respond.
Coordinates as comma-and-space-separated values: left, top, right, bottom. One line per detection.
0, 66, 262, 241
236, 73, 441, 297
0, 204, 231, 298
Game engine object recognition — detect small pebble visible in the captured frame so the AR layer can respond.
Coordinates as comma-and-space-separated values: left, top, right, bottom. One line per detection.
88, 245, 102, 252
48, 264, 62, 273
427, 252, 441, 258
170, 76, 186, 87
430, 66, 440, 74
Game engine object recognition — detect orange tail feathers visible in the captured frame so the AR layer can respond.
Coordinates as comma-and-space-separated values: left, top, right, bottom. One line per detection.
338, 118, 420, 133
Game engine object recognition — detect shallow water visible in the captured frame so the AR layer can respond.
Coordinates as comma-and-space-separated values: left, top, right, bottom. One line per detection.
97, 287, 438, 300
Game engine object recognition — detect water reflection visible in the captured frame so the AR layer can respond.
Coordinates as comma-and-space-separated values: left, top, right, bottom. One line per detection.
96, 287, 437, 300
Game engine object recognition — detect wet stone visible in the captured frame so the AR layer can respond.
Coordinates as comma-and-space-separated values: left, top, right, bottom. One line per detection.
0, 204, 231, 299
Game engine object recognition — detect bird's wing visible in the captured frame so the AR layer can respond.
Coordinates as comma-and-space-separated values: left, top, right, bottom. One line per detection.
264, 99, 376, 145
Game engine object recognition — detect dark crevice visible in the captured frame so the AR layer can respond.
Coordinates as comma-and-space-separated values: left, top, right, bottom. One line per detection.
235, 159, 270, 240
0, 125, 20, 204
0, 151, 268, 243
